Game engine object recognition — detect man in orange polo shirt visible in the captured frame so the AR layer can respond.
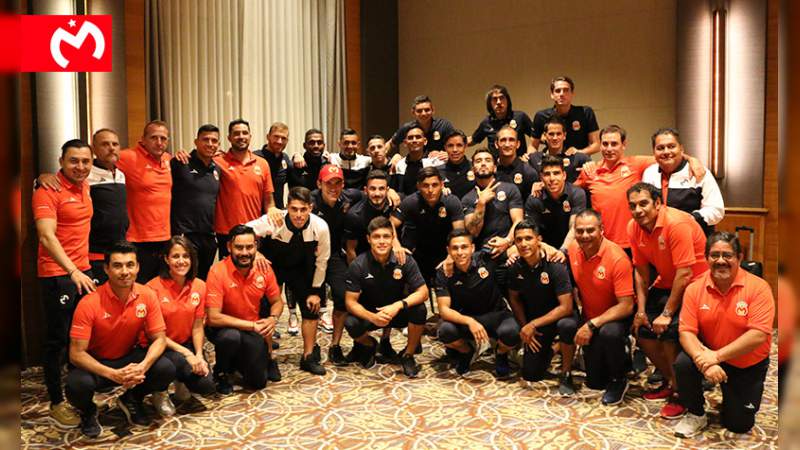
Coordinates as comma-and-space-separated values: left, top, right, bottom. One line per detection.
65, 241, 174, 438
559, 209, 634, 405
116, 120, 173, 282
673, 232, 774, 437
206, 224, 284, 393
213, 119, 278, 258
627, 182, 708, 419
33, 139, 95, 428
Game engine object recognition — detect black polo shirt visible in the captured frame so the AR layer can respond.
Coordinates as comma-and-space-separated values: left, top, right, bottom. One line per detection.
496, 157, 539, 199
343, 198, 394, 254
438, 158, 476, 200
461, 180, 523, 248
508, 256, 572, 321
524, 182, 587, 248
254, 147, 293, 209
472, 110, 534, 156
345, 251, 426, 311
433, 251, 507, 317
391, 117, 456, 152
289, 151, 329, 191
87, 164, 128, 255
528, 150, 590, 184
532, 105, 599, 152
391, 155, 443, 196
392, 192, 464, 254
311, 188, 363, 256
170, 150, 220, 235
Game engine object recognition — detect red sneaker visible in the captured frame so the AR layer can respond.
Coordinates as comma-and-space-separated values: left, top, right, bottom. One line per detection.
643, 383, 673, 401
660, 401, 687, 419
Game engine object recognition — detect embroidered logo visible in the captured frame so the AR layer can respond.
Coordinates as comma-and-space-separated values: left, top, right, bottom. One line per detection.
161, 296, 170, 303
596, 266, 606, 280
658, 236, 666, 250
393, 268, 403, 280
190, 292, 201, 306
540, 272, 550, 285
572, 120, 581, 131
497, 191, 507, 202
467, 170, 475, 181
135, 303, 147, 318
365, 273, 374, 279
563, 158, 571, 167
213, 171, 219, 181
103, 312, 112, 319
700, 304, 711, 310
514, 173, 523, 184
255, 275, 265, 289
59, 294, 69, 305
433, 131, 441, 141
735, 300, 748, 317
281, 160, 288, 170
510, 119, 518, 129
563, 200, 571, 213
478, 267, 489, 279
438, 206, 447, 218
620, 166, 631, 178
253, 165, 263, 176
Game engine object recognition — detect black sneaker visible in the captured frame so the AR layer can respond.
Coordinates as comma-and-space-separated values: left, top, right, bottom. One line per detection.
456, 346, 475, 375
300, 354, 327, 375
401, 353, 420, 378
312, 344, 322, 363
415, 341, 423, 354
345, 343, 362, 363
647, 368, 664, 385
328, 345, 349, 366
273, 329, 282, 339
602, 378, 629, 406
378, 338, 398, 361
444, 347, 460, 367
558, 373, 577, 396
702, 378, 714, 391
495, 352, 511, 379
79, 412, 102, 438
632, 348, 647, 374
117, 391, 150, 427
215, 372, 234, 395
267, 357, 282, 382
272, 340, 280, 350
359, 338, 377, 369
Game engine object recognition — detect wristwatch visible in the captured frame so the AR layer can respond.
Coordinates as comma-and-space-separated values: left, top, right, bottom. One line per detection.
587, 320, 598, 332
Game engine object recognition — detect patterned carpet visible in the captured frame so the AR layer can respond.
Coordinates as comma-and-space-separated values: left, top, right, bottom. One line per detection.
21, 312, 779, 449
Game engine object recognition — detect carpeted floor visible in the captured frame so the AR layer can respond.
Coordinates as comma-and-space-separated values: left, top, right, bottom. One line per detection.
21, 313, 779, 449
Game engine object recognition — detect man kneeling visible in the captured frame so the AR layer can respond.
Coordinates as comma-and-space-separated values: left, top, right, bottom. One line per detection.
344, 216, 429, 377
435, 229, 520, 377
66, 241, 175, 438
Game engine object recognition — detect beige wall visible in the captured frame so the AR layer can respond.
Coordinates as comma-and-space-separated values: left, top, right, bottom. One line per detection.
397, 0, 676, 157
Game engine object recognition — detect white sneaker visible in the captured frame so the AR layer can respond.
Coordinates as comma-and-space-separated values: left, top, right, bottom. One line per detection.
288, 312, 300, 335
318, 309, 333, 333
173, 381, 192, 403
674, 412, 707, 438
151, 391, 176, 417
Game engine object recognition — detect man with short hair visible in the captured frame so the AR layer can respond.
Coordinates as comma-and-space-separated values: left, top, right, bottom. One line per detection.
344, 170, 396, 263
392, 125, 444, 196
255, 122, 293, 209
673, 232, 774, 437
525, 154, 586, 251
469, 85, 534, 156
494, 126, 539, 198
559, 209, 635, 404
438, 130, 476, 200
508, 221, 574, 384
627, 182, 709, 419
329, 128, 372, 190
66, 241, 174, 437
365, 134, 391, 174
387, 95, 455, 158
435, 229, 520, 377
33, 139, 96, 428
170, 124, 221, 279
247, 187, 331, 375
528, 116, 591, 183
205, 225, 284, 393
531, 76, 600, 156
290, 128, 329, 191
344, 217, 429, 377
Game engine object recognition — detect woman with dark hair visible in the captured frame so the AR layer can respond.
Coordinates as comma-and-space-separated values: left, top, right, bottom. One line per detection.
146, 236, 215, 416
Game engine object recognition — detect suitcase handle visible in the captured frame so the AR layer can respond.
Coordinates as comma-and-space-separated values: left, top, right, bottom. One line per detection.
735, 226, 754, 233
734, 226, 756, 260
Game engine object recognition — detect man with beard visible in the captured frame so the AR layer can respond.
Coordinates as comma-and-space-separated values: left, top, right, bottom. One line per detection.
531, 76, 600, 156
392, 125, 444, 196
290, 128, 330, 191
255, 122, 293, 209
494, 126, 539, 198
627, 182, 708, 420
438, 130, 476, 200
344, 217, 429, 377
528, 117, 591, 184
469, 84, 535, 157
525, 154, 586, 251
559, 209, 634, 404
672, 232, 774, 437
435, 229, 520, 377
205, 225, 284, 393
33, 139, 96, 429
329, 128, 373, 189
386, 95, 454, 158
247, 187, 331, 375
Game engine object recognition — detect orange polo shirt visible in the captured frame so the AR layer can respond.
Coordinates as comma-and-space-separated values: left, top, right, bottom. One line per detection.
568, 238, 634, 320
575, 156, 650, 248
117, 144, 172, 242
145, 276, 206, 344
680, 269, 774, 368
70, 282, 166, 360
32, 171, 92, 277
778, 277, 795, 365
214, 151, 274, 235
627, 206, 708, 290
205, 257, 281, 322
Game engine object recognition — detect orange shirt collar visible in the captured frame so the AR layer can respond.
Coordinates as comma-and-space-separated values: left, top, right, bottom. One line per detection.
135, 143, 168, 167
224, 149, 257, 166
56, 170, 84, 192
100, 281, 141, 305
704, 267, 747, 295
598, 156, 629, 174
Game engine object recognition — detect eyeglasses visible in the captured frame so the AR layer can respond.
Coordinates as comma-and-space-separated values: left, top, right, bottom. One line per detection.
708, 252, 736, 261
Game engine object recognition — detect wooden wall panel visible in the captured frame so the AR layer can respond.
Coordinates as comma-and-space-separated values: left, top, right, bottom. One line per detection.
125, 0, 146, 146
763, 0, 778, 294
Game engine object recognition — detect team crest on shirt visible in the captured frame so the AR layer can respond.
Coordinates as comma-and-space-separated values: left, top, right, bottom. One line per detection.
572, 121, 581, 131
658, 236, 666, 250
540, 272, 550, 285
620, 166, 631, 178
467, 170, 475, 181
282, 160, 288, 170
735, 300, 748, 317
563, 200, 571, 212
253, 165, 263, 176
59, 295, 69, 305
190, 292, 201, 306
510, 119, 517, 129
255, 275, 265, 289
596, 266, 606, 280
213, 170, 219, 181
438, 206, 447, 218
393, 268, 403, 280
497, 191, 507, 202
563, 158, 571, 167
135, 303, 147, 318
433, 131, 441, 141
161, 296, 170, 303
514, 173, 523, 184
478, 267, 489, 279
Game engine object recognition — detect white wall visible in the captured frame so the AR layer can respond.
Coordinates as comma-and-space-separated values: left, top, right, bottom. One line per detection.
397, 0, 676, 156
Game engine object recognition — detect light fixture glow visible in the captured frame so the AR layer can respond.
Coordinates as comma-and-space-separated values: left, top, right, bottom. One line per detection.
710, 7, 726, 178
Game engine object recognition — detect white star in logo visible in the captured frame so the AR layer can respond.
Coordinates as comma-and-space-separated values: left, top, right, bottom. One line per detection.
68, 19, 77, 28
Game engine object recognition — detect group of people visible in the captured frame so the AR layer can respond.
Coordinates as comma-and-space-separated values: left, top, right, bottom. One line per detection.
32, 76, 773, 441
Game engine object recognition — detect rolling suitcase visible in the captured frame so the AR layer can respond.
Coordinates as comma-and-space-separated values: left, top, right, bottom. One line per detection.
735, 226, 763, 277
